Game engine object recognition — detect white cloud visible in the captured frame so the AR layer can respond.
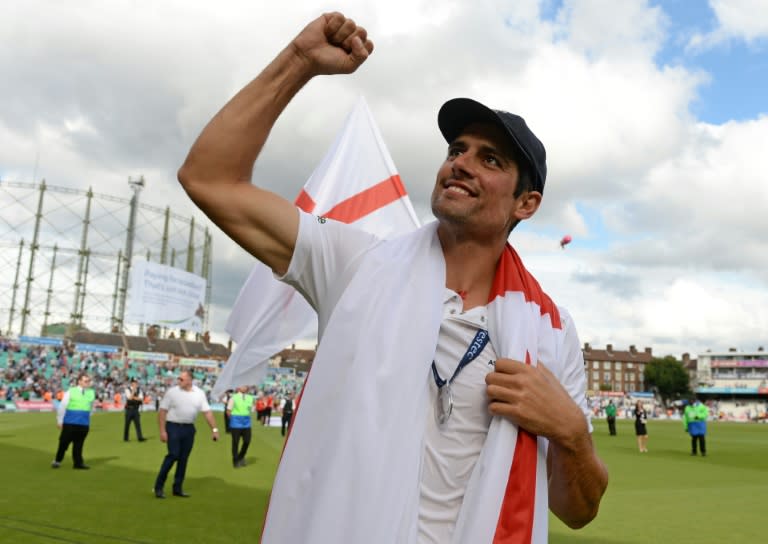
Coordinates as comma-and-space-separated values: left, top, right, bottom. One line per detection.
2, 0, 767, 358
556, 0, 668, 61
609, 115, 768, 270
711, 0, 768, 41
687, 0, 768, 50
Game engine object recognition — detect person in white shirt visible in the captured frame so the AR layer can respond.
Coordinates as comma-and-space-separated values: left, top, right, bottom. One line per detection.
152, 371, 219, 498
176, 12, 608, 541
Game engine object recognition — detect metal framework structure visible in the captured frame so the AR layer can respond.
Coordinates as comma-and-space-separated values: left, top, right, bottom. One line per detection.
0, 179, 213, 338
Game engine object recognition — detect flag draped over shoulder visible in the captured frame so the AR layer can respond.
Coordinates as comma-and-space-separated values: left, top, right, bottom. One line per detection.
213, 96, 421, 397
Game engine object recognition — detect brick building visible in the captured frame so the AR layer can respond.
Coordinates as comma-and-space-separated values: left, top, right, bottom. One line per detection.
273, 344, 316, 373
582, 343, 653, 393
273, 341, 656, 394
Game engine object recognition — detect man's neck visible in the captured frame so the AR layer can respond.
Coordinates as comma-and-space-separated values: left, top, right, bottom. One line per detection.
438, 226, 507, 311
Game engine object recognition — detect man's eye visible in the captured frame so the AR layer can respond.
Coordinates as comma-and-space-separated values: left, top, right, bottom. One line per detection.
485, 156, 500, 166
448, 148, 462, 158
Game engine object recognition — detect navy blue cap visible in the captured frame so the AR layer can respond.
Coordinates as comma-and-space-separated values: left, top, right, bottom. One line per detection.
438, 98, 547, 193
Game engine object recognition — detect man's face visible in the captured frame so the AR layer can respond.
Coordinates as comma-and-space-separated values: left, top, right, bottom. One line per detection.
431, 123, 536, 237
79, 376, 92, 388
178, 372, 192, 390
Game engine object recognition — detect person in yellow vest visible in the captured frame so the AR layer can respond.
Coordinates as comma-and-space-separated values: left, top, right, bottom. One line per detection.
226, 385, 255, 467
683, 399, 709, 456
52, 373, 95, 469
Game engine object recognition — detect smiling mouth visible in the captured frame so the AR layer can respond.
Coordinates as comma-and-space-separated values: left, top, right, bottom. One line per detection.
447, 186, 470, 196
444, 182, 477, 197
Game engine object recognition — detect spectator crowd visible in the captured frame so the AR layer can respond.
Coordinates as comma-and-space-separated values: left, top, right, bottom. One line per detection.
0, 336, 304, 413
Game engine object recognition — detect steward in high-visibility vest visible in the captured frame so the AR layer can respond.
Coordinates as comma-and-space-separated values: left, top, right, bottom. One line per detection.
63, 385, 96, 426
52, 374, 95, 469
230, 392, 254, 429
227, 387, 255, 467
683, 400, 708, 456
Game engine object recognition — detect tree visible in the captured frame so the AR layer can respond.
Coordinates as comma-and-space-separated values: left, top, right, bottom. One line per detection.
644, 356, 691, 406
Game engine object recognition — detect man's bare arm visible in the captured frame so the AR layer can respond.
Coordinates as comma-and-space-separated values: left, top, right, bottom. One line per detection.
202, 411, 220, 441
177, 12, 374, 275
157, 408, 168, 442
546, 429, 608, 528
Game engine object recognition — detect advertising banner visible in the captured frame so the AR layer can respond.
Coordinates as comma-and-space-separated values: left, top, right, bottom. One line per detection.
712, 359, 768, 367
75, 343, 120, 353
15, 400, 54, 411
179, 358, 219, 369
127, 351, 170, 362
18, 336, 63, 346
696, 386, 759, 394
126, 260, 207, 332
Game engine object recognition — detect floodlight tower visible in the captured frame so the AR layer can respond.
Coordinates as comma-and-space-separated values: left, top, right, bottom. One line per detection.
19, 180, 46, 335
114, 176, 145, 332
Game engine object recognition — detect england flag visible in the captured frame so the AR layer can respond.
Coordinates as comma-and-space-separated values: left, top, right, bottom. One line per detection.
213, 96, 420, 396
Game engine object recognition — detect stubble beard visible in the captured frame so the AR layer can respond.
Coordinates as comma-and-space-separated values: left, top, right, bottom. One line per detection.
431, 188, 476, 227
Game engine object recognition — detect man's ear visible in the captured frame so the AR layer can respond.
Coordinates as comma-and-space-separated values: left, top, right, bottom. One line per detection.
513, 191, 542, 221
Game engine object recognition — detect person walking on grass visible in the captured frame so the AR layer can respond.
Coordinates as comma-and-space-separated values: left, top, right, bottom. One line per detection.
123, 379, 147, 442
153, 371, 220, 498
52, 373, 95, 470
226, 385, 255, 467
634, 400, 648, 453
281, 393, 295, 437
683, 399, 708, 456
606, 400, 617, 436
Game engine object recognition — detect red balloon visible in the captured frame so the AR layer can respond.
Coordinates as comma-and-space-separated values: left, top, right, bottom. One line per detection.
559, 235, 572, 248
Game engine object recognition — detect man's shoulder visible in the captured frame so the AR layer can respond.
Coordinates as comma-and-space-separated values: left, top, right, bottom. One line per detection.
301, 210, 379, 242
190, 385, 208, 399
301, 208, 427, 251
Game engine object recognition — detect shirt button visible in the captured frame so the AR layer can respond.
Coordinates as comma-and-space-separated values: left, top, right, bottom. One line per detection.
481, 316, 485, 322
450, 309, 456, 315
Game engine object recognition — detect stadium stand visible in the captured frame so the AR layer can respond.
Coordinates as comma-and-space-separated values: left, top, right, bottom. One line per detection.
183, 340, 213, 357
715, 400, 766, 421
150, 337, 185, 356
71, 331, 126, 349
0, 333, 307, 414
124, 335, 151, 352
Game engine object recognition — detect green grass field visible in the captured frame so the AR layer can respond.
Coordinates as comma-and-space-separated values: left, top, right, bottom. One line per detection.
0, 412, 765, 543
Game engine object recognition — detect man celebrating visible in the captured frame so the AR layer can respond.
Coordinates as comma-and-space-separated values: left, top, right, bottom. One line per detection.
123, 379, 147, 442
177, 12, 607, 542
153, 371, 219, 498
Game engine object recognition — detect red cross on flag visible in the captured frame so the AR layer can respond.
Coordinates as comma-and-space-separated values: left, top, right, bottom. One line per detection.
214, 96, 421, 396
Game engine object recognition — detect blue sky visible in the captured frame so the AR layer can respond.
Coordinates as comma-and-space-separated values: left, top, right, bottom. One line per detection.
653, 0, 767, 123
